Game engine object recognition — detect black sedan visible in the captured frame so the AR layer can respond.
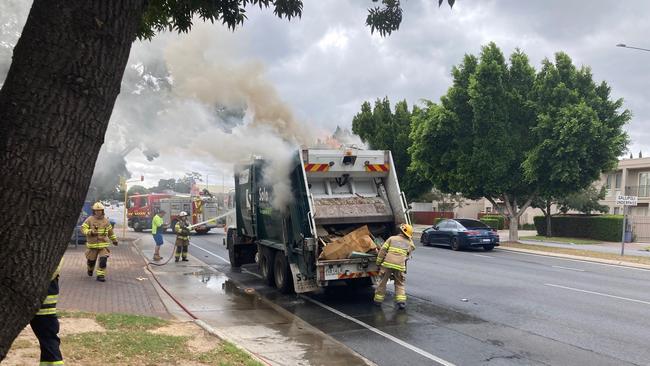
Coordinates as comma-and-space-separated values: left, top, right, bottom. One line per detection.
421, 219, 499, 251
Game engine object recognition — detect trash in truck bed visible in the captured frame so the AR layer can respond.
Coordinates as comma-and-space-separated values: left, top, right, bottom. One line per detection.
318, 225, 378, 260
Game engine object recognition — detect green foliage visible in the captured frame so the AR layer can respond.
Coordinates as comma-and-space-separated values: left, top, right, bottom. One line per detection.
127, 185, 149, 196
366, 0, 455, 36
520, 223, 536, 230
352, 98, 431, 199
558, 186, 609, 214
482, 215, 505, 229
533, 215, 623, 242
410, 43, 630, 226
480, 218, 499, 229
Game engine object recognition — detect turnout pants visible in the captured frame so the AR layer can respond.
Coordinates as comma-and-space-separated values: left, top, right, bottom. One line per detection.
175, 238, 189, 260
31, 277, 64, 365
85, 248, 110, 278
373, 267, 407, 304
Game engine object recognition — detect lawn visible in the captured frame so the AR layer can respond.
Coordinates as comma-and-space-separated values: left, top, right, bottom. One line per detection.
501, 242, 650, 266
6, 312, 262, 366
520, 235, 602, 245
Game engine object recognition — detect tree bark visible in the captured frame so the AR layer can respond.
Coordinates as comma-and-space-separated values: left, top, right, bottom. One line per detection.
497, 192, 537, 242
0, 0, 146, 358
545, 200, 552, 237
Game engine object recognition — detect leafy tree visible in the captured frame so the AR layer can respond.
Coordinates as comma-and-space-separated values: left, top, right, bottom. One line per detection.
410, 43, 629, 242
127, 185, 149, 196
0, 2, 459, 354
558, 186, 609, 215
352, 98, 431, 200
418, 188, 466, 212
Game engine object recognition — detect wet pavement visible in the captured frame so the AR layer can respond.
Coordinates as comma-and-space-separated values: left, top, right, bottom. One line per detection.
183, 232, 650, 366
134, 234, 373, 366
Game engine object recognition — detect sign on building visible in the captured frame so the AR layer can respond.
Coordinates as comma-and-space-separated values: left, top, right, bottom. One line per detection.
616, 195, 638, 206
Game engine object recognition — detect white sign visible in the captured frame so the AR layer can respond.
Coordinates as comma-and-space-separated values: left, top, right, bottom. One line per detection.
616, 195, 638, 206
290, 263, 318, 293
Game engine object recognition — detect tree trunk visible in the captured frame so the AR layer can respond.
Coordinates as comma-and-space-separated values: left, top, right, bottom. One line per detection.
545, 200, 552, 237
508, 216, 519, 242
498, 193, 537, 243
0, 0, 146, 358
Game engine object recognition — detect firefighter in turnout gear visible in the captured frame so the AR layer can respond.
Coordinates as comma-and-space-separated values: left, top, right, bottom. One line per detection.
374, 223, 415, 310
175, 211, 191, 262
81, 202, 118, 282
30, 258, 64, 365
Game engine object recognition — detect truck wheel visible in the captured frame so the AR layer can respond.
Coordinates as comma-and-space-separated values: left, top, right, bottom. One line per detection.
259, 247, 275, 287
273, 252, 294, 294
133, 221, 143, 232
227, 230, 242, 268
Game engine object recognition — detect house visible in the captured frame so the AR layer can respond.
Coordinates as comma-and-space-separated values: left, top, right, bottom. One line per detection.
598, 156, 650, 242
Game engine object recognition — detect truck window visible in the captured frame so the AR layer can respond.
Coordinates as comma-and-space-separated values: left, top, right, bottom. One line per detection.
142, 197, 149, 207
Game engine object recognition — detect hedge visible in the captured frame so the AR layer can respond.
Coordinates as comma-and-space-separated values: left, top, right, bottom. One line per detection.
480, 218, 500, 229
482, 215, 505, 229
533, 215, 623, 242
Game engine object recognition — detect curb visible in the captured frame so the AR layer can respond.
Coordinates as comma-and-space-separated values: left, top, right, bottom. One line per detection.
193, 319, 273, 366
499, 246, 650, 270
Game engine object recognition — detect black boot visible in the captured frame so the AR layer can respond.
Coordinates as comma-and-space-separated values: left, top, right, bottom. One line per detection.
397, 302, 406, 310
96, 275, 105, 282
175, 257, 180, 262
182, 257, 189, 262
87, 269, 94, 276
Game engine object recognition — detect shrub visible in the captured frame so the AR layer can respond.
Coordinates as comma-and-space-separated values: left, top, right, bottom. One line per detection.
533, 215, 623, 242
482, 215, 505, 229
480, 218, 500, 229
520, 223, 536, 230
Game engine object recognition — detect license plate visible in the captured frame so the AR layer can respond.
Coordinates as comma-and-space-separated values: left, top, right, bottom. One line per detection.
325, 266, 344, 276
482, 238, 491, 243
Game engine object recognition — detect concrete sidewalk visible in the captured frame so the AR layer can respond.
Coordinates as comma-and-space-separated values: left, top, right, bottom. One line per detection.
517, 239, 650, 257
134, 234, 373, 366
59, 239, 169, 317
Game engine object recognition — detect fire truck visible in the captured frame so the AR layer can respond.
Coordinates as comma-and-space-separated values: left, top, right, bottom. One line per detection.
127, 193, 219, 234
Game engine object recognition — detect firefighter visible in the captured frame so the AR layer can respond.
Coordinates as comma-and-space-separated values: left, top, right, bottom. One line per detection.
151, 209, 166, 261
30, 258, 64, 365
374, 223, 415, 310
174, 211, 191, 262
81, 202, 118, 282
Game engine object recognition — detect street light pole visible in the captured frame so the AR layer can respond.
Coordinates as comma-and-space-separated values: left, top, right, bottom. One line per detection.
616, 43, 650, 52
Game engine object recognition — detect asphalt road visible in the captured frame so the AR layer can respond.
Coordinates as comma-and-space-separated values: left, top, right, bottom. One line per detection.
180, 232, 650, 366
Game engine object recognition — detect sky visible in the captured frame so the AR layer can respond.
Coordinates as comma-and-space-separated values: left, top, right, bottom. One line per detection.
2, 0, 649, 188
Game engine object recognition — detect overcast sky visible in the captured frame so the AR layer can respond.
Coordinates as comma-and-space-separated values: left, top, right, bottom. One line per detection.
3, 0, 649, 188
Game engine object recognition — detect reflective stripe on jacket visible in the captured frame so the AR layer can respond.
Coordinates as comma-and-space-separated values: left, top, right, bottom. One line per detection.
81, 216, 116, 249
376, 234, 415, 272
151, 215, 164, 234
36, 260, 62, 316
175, 221, 190, 241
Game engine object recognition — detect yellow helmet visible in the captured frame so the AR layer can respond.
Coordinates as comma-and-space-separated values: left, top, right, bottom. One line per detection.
399, 223, 413, 238
92, 202, 105, 211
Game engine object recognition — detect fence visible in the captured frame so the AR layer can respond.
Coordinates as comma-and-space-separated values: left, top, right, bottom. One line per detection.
411, 211, 454, 225
630, 216, 650, 242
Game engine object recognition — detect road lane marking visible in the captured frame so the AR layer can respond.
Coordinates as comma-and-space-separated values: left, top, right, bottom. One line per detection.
551, 265, 585, 272
193, 240, 454, 365
300, 295, 457, 366
545, 284, 650, 306
191, 243, 231, 264
495, 249, 650, 272
472, 254, 494, 258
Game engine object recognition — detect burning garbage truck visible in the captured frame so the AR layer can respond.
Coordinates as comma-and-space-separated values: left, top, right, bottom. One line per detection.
226, 148, 411, 293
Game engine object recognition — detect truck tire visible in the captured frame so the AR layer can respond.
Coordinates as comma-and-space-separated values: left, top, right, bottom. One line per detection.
227, 229, 242, 268
259, 247, 275, 287
273, 252, 294, 294
133, 221, 143, 232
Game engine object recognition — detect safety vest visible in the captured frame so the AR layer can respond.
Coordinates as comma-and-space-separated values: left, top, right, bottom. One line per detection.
376, 235, 415, 272
82, 216, 116, 249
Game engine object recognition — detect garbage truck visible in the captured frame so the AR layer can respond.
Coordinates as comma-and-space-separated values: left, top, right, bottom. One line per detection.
226, 148, 411, 293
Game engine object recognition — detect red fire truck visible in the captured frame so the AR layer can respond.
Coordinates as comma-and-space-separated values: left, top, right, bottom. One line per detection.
127, 193, 219, 234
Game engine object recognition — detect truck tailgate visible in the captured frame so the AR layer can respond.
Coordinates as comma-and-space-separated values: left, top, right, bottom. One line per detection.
317, 257, 380, 281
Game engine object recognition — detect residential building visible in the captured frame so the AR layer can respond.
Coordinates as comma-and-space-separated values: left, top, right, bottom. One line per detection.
598, 156, 650, 216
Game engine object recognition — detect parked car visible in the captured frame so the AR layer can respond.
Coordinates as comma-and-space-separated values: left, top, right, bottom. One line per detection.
420, 218, 499, 251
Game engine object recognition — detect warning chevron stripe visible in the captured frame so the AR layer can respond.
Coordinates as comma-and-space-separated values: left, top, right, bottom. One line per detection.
365, 164, 389, 172
304, 163, 330, 172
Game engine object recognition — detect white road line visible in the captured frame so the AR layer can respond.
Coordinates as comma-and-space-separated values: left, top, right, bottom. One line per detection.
472, 254, 494, 258
191, 243, 231, 264
551, 265, 585, 272
496, 249, 650, 272
545, 283, 650, 306
300, 295, 457, 366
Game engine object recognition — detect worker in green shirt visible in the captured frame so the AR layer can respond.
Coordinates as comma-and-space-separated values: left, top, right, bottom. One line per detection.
151, 210, 166, 261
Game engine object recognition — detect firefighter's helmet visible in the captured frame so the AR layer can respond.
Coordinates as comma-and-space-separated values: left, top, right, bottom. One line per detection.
179, 211, 189, 218
399, 223, 414, 239
92, 202, 105, 211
